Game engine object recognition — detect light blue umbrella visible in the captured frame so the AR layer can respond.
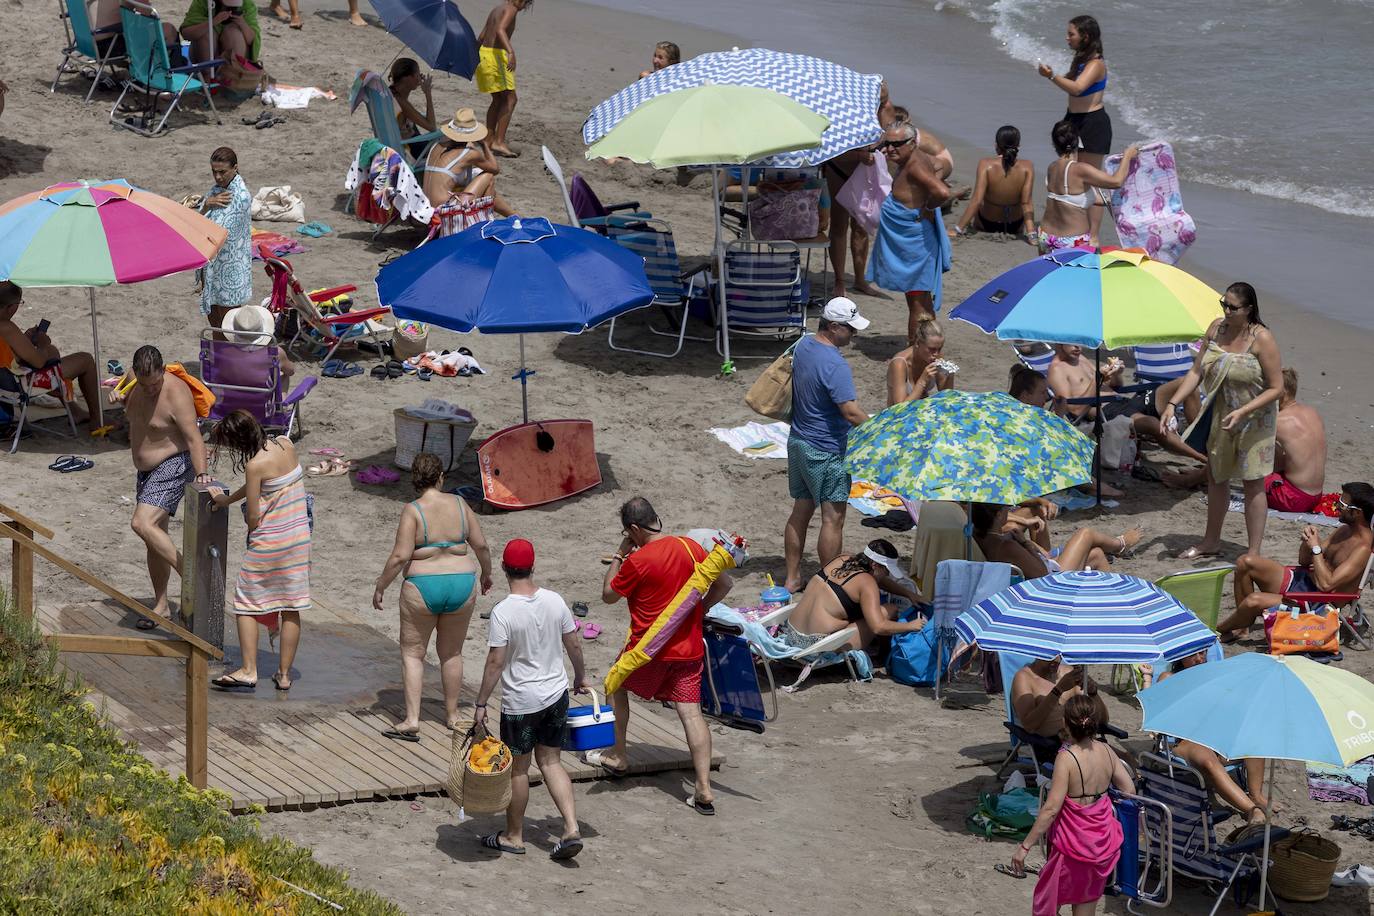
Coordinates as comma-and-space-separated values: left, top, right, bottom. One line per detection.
582, 47, 883, 168
954, 571, 1219, 665
1138, 653, 1374, 906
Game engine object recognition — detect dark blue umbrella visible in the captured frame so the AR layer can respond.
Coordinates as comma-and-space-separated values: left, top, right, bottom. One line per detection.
376, 216, 653, 420
368, 0, 479, 79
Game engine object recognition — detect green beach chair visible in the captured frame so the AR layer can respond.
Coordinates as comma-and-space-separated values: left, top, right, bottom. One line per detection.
52, 0, 127, 103
348, 69, 443, 170
1110, 564, 1233, 695
109, 4, 220, 137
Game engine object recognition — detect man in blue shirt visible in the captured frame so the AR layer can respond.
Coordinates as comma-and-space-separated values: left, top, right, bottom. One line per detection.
784, 297, 871, 592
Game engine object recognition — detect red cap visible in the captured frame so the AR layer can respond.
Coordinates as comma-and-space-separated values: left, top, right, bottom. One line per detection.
503, 538, 535, 568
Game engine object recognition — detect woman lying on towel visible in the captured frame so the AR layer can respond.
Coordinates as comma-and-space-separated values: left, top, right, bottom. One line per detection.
784, 539, 926, 652
972, 503, 1141, 578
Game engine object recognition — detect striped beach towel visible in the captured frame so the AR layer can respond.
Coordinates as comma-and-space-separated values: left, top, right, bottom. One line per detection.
234, 464, 311, 616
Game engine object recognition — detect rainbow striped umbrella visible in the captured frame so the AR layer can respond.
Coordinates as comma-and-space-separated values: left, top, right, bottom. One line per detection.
0, 179, 227, 423
950, 246, 1221, 349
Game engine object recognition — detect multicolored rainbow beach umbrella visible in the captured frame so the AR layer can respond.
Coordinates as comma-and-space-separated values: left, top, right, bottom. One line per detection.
950, 246, 1221, 349
0, 179, 227, 425
0, 179, 226, 285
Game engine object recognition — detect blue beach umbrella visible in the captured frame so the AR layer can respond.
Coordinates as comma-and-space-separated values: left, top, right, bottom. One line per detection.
954, 570, 1220, 665
375, 216, 653, 420
367, 0, 479, 79
583, 47, 883, 168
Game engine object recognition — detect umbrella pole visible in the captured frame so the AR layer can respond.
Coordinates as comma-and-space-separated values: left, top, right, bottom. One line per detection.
1258, 757, 1274, 912
89, 288, 104, 428
517, 333, 529, 424
1094, 349, 1104, 505
964, 501, 972, 561
713, 167, 731, 367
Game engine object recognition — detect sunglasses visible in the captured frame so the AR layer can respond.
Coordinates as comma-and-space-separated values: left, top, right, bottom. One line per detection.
622, 521, 663, 537
1335, 497, 1353, 511
878, 138, 914, 150
1219, 299, 1246, 312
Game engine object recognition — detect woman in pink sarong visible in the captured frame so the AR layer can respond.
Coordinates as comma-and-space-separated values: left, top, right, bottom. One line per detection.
1011, 695, 1134, 915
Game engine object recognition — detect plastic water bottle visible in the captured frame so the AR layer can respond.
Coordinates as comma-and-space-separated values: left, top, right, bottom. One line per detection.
180, 39, 192, 65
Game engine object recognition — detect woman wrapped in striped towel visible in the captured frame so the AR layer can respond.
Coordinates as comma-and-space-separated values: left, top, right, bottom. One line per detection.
208, 410, 312, 692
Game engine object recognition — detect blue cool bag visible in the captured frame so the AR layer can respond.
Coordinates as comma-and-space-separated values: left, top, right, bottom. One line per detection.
888, 613, 950, 687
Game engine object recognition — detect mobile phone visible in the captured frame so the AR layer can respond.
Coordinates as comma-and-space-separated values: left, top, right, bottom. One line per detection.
229, 6, 243, 14
36, 319, 50, 335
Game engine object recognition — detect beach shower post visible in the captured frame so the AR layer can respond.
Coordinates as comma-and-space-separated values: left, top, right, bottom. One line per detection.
181, 483, 227, 652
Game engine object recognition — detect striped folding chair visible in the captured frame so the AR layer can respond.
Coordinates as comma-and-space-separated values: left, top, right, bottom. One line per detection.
718, 240, 807, 358
1136, 750, 1288, 913
604, 218, 710, 358
1012, 341, 1055, 377
1132, 342, 1196, 384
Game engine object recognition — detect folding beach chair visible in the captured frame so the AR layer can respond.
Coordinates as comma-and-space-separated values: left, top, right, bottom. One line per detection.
929, 559, 1019, 700
1132, 343, 1195, 385
110, 3, 219, 136
729, 602, 867, 688
0, 361, 79, 454
260, 250, 393, 363
717, 240, 807, 358
1135, 750, 1289, 914
199, 328, 317, 439
1109, 565, 1233, 692
540, 145, 648, 231
701, 618, 778, 733
348, 70, 443, 169
52, 0, 127, 102
994, 650, 1129, 778
604, 218, 711, 358
1281, 547, 1374, 649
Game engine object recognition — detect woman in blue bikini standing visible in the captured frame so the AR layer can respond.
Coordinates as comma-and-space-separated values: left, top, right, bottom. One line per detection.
1038, 14, 1112, 245
374, 452, 492, 740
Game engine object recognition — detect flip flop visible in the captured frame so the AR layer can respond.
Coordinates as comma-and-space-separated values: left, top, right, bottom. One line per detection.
296, 221, 332, 238
106, 359, 124, 376
271, 672, 291, 691
322, 458, 355, 477
211, 674, 257, 691
135, 614, 166, 631
356, 465, 401, 485
370, 365, 389, 380
48, 455, 77, 471
583, 749, 628, 779
60, 457, 94, 473
1177, 545, 1223, 561
478, 833, 525, 854
322, 358, 344, 378
686, 796, 716, 816
417, 367, 433, 381
308, 447, 344, 457
381, 728, 420, 742
336, 362, 364, 378
581, 622, 602, 640
306, 460, 332, 477
550, 836, 583, 861
993, 863, 1026, 880
571, 601, 589, 618
386, 360, 404, 379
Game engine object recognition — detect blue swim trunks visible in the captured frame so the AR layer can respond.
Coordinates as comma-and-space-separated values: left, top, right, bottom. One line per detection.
787, 436, 851, 504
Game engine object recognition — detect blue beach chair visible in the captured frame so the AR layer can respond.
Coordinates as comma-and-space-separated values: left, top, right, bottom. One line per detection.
701, 618, 777, 733
604, 218, 711, 358
52, 0, 127, 103
1132, 343, 1195, 385
348, 69, 443, 170
717, 240, 807, 358
110, 4, 219, 136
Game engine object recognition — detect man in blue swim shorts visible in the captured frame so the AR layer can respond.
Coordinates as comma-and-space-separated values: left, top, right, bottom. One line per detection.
783, 298, 871, 594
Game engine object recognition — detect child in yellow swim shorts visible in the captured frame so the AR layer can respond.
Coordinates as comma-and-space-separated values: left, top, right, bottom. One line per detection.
476, 0, 530, 158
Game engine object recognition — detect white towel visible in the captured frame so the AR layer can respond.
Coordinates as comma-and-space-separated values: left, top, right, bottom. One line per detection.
708, 421, 790, 459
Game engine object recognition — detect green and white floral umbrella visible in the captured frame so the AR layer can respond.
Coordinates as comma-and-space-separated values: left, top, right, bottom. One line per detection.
845, 390, 1095, 505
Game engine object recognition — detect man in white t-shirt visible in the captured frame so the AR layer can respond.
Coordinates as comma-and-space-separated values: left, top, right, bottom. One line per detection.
474, 538, 589, 860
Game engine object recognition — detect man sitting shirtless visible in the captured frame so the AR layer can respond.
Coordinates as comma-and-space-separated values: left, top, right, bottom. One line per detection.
1218, 481, 1374, 642
1267, 367, 1327, 513
1011, 658, 1108, 762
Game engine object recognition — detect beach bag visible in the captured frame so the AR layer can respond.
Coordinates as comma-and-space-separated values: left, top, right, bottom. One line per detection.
447, 726, 513, 816
744, 339, 800, 421
888, 624, 951, 687
429, 195, 495, 240
966, 788, 1038, 840
393, 406, 478, 471
1265, 607, 1340, 656
217, 54, 268, 96
748, 188, 820, 241
834, 160, 892, 238
392, 320, 430, 361
1268, 829, 1340, 902
250, 186, 306, 223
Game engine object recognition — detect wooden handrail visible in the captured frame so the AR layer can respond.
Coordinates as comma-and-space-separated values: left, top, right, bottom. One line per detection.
0, 520, 223, 660
0, 500, 54, 540
49, 634, 192, 658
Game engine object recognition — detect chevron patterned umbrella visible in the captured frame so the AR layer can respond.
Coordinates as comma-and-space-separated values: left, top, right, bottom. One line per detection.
583, 47, 883, 168
954, 570, 1220, 665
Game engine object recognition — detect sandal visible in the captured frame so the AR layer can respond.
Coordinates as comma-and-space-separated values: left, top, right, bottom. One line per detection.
1177, 545, 1222, 561
550, 836, 583, 860
478, 832, 525, 854
581, 622, 602, 640
61, 457, 94, 473
211, 674, 258, 691
356, 464, 401, 485
308, 447, 344, 457
323, 458, 355, 477
271, 672, 291, 691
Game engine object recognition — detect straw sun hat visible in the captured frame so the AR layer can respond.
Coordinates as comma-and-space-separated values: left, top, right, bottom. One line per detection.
441, 108, 489, 144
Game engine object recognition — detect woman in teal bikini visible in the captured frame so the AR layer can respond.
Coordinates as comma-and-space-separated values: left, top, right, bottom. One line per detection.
374, 452, 492, 740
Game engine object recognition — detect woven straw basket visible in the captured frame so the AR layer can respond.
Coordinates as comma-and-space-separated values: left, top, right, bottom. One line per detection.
1269, 830, 1340, 902
446, 727, 512, 816
393, 408, 477, 471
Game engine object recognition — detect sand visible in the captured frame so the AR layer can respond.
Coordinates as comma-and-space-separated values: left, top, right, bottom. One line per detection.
2, 0, 1373, 913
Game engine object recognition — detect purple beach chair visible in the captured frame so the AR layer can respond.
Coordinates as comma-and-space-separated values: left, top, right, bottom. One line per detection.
198, 329, 317, 439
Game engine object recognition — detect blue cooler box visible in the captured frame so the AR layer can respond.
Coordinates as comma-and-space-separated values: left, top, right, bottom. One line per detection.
563, 691, 616, 752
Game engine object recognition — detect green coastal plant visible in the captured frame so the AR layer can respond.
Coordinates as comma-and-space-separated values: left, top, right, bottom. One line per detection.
0, 593, 400, 914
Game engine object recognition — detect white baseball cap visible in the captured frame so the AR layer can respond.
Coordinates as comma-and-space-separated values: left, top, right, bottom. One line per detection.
821, 296, 870, 330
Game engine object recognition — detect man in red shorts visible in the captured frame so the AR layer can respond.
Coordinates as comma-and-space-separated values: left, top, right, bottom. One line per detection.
596, 496, 733, 815
1219, 482, 1374, 642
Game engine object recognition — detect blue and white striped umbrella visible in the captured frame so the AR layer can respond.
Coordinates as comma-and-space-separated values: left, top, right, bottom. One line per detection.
954, 571, 1219, 665
583, 47, 884, 168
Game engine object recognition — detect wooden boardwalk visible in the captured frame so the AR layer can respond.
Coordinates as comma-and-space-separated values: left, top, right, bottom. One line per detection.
39, 598, 719, 812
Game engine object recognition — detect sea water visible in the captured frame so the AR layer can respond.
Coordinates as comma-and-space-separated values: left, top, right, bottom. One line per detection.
574, 0, 1374, 331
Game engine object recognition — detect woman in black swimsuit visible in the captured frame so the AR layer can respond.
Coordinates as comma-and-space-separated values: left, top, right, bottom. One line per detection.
784, 539, 925, 651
